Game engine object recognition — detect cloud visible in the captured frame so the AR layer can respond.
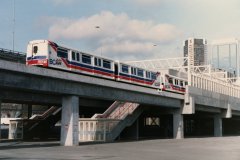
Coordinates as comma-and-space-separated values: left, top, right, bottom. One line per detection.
42, 11, 182, 60
170, 0, 240, 39
96, 41, 156, 60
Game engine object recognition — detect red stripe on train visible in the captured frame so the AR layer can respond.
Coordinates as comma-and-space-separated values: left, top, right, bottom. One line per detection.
27, 59, 48, 67
61, 58, 114, 78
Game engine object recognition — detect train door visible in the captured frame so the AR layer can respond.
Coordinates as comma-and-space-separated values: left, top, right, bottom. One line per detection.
114, 63, 119, 77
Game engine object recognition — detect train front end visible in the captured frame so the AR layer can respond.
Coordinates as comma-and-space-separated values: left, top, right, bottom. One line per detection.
26, 40, 49, 67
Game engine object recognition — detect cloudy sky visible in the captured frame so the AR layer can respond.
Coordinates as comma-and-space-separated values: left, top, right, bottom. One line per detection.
1, 0, 240, 61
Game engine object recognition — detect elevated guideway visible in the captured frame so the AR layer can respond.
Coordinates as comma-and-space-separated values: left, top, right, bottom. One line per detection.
0, 59, 183, 106
0, 58, 183, 145
2, 54, 240, 144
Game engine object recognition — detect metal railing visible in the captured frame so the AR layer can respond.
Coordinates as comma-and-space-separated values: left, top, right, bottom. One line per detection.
0, 48, 26, 63
8, 120, 23, 139
79, 101, 140, 142
30, 106, 58, 120
92, 101, 124, 119
108, 102, 139, 119
190, 73, 240, 98
79, 118, 120, 142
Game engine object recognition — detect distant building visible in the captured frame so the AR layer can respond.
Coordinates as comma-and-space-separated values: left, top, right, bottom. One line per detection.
183, 38, 207, 66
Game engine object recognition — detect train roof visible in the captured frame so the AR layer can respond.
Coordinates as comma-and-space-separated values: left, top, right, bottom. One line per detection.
28, 39, 115, 62
28, 40, 48, 44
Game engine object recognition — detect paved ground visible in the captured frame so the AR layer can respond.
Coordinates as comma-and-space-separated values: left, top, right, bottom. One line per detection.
0, 137, 240, 160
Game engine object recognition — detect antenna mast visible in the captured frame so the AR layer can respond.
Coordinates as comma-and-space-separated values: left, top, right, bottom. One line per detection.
12, 0, 15, 52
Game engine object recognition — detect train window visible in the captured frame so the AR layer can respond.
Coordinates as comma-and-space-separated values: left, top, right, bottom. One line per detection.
137, 69, 144, 77
151, 72, 156, 80
146, 71, 151, 79
94, 58, 97, 66
94, 58, 102, 67
82, 54, 91, 64
57, 48, 68, 58
72, 51, 76, 61
131, 67, 137, 75
76, 53, 80, 61
175, 79, 179, 85
180, 81, 184, 86
169, 78, 173, 84
103, 60, 111, 69
121, 65, 129, 73
33, 46, 38, 54
185, 82, 188, 86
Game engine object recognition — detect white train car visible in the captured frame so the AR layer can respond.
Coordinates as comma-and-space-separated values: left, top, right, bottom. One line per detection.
115, 62, 161, 88
26, 40, 115, 79
161, 74, 187, 93
26, 40, 185, 93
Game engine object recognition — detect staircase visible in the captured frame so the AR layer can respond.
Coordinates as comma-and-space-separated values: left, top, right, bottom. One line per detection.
30, 106, 60, 120
9, 106, 62, 140
79, 101, 143, 142
106, 105, 144, 141
24, 106, 62, 139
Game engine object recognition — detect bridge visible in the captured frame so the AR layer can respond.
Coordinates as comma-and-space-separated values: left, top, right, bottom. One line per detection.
1, 49, 240, 146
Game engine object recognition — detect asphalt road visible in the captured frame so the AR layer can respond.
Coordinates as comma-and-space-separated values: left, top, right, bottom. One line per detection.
0, 137, 240, 160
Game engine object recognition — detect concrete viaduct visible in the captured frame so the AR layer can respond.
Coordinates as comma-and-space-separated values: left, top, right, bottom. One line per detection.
1, 59, 240, 146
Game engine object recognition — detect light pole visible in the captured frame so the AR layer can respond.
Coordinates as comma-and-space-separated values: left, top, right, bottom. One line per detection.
12, 0, 15, 53
95, 26, 102, 56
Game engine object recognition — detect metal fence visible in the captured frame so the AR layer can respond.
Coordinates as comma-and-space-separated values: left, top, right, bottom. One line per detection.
190, 73, 240, 98
0, 48, 26, 63
79, 119, 120, 142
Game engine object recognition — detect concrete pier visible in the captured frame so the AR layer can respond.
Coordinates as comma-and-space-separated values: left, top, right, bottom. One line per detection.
0, 99, 1, 141
27, 104, 32, 119
173, 111, 184, 139
60, 96, 79, 146
214, 115, 222, 137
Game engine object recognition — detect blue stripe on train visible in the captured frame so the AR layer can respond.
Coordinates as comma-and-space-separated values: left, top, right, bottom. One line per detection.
27, 56, 47, 60
67, 60, 114, 74
119, 73, 155, 82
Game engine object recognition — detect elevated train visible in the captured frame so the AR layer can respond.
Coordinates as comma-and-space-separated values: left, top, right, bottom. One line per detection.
26, 40, 187, 94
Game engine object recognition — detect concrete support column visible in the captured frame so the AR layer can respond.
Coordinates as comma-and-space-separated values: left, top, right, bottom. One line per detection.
136, 119, 139, 140
214, 115, 222, 137
60, 96, 79, 146
173, 111, 184, 139
0, 99, 1, 141
27, 104, 32, 119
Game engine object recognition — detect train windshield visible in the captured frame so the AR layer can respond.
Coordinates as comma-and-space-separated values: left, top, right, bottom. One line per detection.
33, 46, 38, 54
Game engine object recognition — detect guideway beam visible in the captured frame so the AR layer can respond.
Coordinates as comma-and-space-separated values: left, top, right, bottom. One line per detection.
60, 96, 79, 146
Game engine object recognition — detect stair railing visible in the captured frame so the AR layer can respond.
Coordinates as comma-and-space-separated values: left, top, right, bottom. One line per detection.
108, 103, 139, 119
